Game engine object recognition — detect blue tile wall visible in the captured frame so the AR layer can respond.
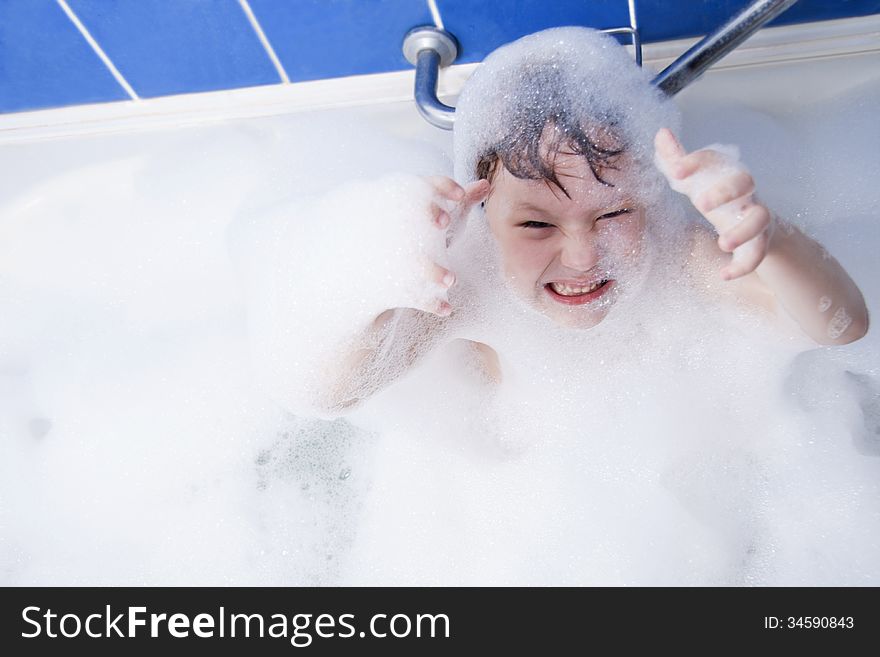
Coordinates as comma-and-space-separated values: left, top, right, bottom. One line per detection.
638, 0, 880, 42
66, 0, 280, 98
2, 0, 879, 115
437, 0, 630, 64
248, 0, 435, 81
0, 0, 129, 113
440, 0, 880, 64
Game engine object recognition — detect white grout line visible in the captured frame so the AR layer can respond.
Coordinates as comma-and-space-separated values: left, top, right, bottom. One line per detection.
56, 0, 139, 100
427, 0, 444, 29
627, 0, 638, 30
238, 0, 290, 83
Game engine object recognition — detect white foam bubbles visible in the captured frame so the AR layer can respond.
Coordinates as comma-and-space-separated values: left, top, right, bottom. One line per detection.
0, 34, 878, 587
235, 172, 449, 416
321, 30, 880, 585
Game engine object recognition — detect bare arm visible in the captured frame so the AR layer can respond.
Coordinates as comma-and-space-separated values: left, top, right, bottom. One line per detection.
750, 222, 867, 344
655, 128, 868, 346
318, 308, 440, 413
317, 177, 490, 413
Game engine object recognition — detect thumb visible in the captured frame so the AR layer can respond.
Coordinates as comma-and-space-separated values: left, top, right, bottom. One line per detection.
654, 128, 686, 173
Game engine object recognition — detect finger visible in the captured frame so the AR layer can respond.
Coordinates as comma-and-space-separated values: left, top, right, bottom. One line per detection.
721, 234, 769, 280
408, 284, 452, 316
426, 176, 465, 202
675, 149, 728, 179
445, 180, 491, 248
695, 170, 755, 214
428, 262, 456, 288
717, 204, 772, 252
430, 202, 451, 229
418, 298, 452, 317
463, 179, 490, 203
459, 179, 491, 212
408, 295, 451, 317
654, 128, 686, 170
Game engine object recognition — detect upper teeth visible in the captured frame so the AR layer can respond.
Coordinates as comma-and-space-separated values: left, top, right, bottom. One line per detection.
550, 281, 603, 296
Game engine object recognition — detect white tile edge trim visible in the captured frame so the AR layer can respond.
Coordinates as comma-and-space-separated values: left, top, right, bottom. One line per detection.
2, 13, 878, 144
238, 0, 291, 84
55, 0, 139, 100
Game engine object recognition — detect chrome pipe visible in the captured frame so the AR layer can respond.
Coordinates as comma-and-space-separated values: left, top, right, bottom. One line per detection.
403, 26, 458, 130
414, 49, 456, 129
652, 0, 800, 96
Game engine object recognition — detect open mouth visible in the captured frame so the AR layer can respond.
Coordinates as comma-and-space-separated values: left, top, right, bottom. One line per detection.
544, 279, 613, 305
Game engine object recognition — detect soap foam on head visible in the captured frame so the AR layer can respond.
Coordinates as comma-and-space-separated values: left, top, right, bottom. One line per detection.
454, 27, 680, 198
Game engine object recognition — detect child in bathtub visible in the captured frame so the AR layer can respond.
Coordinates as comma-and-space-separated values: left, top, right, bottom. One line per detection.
250, 27, 868, 415
421, 125, 866, 339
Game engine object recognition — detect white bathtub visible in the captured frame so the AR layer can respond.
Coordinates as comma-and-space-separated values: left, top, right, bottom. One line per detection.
1, 16, 878, 586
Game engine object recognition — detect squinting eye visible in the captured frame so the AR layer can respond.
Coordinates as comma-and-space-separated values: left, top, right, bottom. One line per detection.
518, 220, 554, 229
597, 208, 634, 220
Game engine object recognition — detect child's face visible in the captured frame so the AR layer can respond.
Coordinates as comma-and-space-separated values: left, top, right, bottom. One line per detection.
484, 150, 647, 329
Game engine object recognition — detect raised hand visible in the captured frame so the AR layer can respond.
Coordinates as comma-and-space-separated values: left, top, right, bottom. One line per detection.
418, 176, 490, 316
654, 128, 775, 281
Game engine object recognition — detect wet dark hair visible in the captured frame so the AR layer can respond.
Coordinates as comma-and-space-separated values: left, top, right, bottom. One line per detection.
474, 66, 625, 196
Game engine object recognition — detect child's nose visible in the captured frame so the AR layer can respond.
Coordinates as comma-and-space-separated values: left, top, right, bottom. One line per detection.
559, 234, 599, 272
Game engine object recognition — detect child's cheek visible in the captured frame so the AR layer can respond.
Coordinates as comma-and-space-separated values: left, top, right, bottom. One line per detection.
503, 236, 556, 285
601, 213, 646, 260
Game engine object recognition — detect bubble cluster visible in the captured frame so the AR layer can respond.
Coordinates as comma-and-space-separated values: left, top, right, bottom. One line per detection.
235, 172, 450, 417
454, 27, 681, 200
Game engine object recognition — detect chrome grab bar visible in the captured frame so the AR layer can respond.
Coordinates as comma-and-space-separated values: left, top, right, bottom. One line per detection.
402, 26, 459, 130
